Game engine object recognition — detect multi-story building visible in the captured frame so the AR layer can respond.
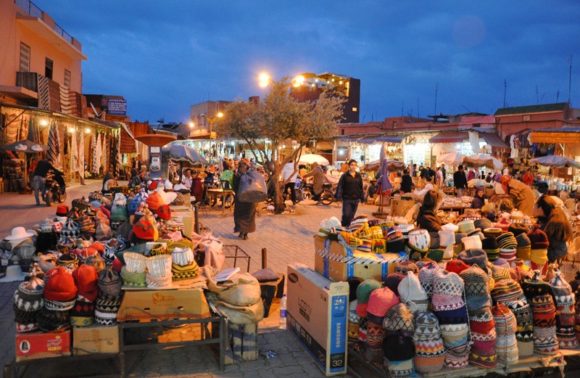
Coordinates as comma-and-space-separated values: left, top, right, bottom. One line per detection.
188, 100, 230, 139
289, 72, 360, 123
0, 0, 86, 111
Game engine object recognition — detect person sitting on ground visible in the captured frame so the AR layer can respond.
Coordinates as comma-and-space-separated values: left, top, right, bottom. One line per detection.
417, 190, 443, 232
535, 195, 572, 263
471, 186, 485, 209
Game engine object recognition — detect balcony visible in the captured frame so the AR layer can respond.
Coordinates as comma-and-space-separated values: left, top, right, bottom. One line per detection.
15, 0, 87, 60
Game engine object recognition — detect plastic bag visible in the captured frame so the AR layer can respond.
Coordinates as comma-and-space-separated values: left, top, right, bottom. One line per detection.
237, 169, 267, 203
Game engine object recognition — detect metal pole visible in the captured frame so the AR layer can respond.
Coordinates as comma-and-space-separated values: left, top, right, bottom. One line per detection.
194, 202, 200, 234
261, 248, 267, 269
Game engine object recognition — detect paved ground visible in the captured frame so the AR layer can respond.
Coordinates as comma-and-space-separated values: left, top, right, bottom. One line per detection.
0, 181, 375, 377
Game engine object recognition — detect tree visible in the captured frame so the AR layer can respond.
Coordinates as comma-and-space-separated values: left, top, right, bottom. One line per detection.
216, 79, 344, 213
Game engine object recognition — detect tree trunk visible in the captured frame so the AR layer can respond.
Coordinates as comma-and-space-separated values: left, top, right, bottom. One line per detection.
272, 164, 285, 213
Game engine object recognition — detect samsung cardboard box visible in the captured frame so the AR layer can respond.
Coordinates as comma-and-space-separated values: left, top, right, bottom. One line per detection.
15, 331, 71, 362
73, 326, 119, 355
287, 264, 348, 376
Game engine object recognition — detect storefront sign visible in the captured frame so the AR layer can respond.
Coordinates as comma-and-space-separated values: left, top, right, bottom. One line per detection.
106, 98, 127, 115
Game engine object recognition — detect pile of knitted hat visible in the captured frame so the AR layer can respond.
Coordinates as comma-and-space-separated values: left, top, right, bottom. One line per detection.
460, 265, 497, 368
418, 263, 442, 300
383, 303, 415, 377
493, 303, 519, 365
491, 278, 534, 357
413, 311, 446, 373
355, 279, 381, 343
549, 271, 578, 349
366, 286, 399, 363
39, 266, 77, 331
13, 274, 44, 333
521, 271, 559, 355
431, 270, 470, 368
70, 264, 99, 327
95, 267, 123, 326
347, 278, 363, 340
398, 272, 428, 314
528, 229, 549, 271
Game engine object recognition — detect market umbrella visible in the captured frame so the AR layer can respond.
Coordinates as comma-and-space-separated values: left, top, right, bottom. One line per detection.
298, 153, 330, 166
437, 152, 464, 166
163, 142, 208, 165
463, 154, 503, 170
0, 139, 47, 153
47, 122, 60, 164
531, 155, 580, 168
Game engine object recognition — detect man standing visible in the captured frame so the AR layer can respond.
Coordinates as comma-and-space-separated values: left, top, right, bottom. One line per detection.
31, 159, 62, 206
453, 165, 468, 196
335, 159, 364, 227
281, 161, 298, 205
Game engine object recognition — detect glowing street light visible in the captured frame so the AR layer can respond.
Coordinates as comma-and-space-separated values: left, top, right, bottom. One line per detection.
39, 118, 49, 127
216, 111, 224, 119
293, 75, 305, 87
188, 121, 195, 129
258, 71, 271, 88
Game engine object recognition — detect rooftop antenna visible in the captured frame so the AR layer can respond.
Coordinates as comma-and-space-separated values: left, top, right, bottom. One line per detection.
434, 83, 439, 114
556, 89, 560, 102
568, 55, 573, 104
503, 79, 507, 107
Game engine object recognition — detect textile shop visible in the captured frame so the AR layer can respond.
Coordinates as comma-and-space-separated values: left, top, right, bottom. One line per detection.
0, 103, 121, 192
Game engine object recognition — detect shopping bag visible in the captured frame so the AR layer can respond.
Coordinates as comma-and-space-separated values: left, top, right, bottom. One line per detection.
237, 170, 267, 203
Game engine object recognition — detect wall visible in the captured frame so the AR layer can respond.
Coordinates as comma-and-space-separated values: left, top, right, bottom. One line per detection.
0, 0, 82, 93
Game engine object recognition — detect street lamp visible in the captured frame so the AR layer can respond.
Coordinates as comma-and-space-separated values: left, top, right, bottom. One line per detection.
216, 111, 224, 119
188, 121, 195, 129
258, 71, 271, 88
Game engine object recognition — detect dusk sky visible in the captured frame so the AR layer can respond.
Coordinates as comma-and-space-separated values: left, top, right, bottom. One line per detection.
36, 0, 580, 123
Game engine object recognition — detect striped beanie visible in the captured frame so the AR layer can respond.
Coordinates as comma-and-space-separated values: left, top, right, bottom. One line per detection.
497, 232, 517, 250
383, 303, 415, 334
522, 273, 559, 356
458, 249, 489, 273
383, 303, 416, 376
398, 272, 428, 313
432, 270, 468, 325
549, 271, 578, 349
482, 237, 500, 262
499, 248, 517, 264
493, 303, 519, 365
469, 307, 497, 369
516, 233, 531, 260
460, 265, 491, 313
440, 323, 470, 368
413, 311, 445, 374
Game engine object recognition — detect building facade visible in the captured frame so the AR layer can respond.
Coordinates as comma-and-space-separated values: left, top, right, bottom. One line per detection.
189, 100, 230, 139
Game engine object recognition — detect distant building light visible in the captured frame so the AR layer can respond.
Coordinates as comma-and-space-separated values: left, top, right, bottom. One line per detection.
84, 127, 91, 134
352, 107, 358, 112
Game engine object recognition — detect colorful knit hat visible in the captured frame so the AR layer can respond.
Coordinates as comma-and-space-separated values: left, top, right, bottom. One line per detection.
132, 215, 159, 241
497, 232, 517, 250
146, 190, 165, 212
483, 227, 502, 239
515, 233, 531, 260
432, 270, 468, 325
413, 311, 445, 373
356, 279, 381, 304
482, 237, 500, 261
460, 265, 491, 313
157, 204, 172, 220
440, 323, 470, 368
120, 267, 146, 288
522, 272, 559, 355
528, 229, 549, 270
73, 264, 99, 302
549, 271, 578, 349
171, 262, 199, 281
395, 260, 419, 275
493, 303, 519, 364
398, 271, 428, 313
457, 220, 475, 234
418, 264, 441, 298
70, 299, 95, 327
384, 303, 415, 334
37, 307, 70, 331
13, 277, 44, 313
384, 273, 405, 296
94, 294, 122, 326
408, 229, 430, 253
366, 319, 385, 351
98, 267, 122, 298
468, 307, 497, 368
508, 223, 528, 237
367, 286, 399, 324
474, 218, 493, 231
458, 249, 489, 273
43, 267, 78, 311
499, 248, 517, 264
445, 259, 470, 275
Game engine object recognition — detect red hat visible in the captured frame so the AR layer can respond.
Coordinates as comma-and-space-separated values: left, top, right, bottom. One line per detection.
44, 266, 78, 302
72, 264, 98, 302
445, 259, 470, 275
355, 302, 368, 318
148, 180, 159, 191
157, 204, 171, 220
112, 257, 123, 273
56, 205, 69, 216
90, 242, 106, 255
367, 287, 399, 319
146, 191, 164, 212
132, 216, 158, 241
528, 228, 549, 249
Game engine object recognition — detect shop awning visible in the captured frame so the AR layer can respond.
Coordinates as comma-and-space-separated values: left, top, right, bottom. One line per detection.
356, 135, 404, 144
429, 131, 468, 144
529, 126, 580, 144
480, 133, 508, 148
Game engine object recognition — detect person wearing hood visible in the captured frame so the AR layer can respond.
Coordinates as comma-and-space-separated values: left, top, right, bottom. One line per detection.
501, 175, 535, 216
416, 190, 443, 232
535, 195, 572, 263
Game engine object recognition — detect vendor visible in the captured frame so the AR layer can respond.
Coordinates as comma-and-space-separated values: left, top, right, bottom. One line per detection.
471, 186, 485, 209
535, 195, 572, 263
302, 162, 328, 201
500, 175, 536, 216
417, 189, 442, 232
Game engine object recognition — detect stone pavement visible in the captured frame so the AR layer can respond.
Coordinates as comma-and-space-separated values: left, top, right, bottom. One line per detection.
0, 182, 375, 377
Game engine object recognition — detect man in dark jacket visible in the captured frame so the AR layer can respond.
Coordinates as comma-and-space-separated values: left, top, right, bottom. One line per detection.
31, 159, 62, 206
401, 169, 413, 193
453, 165, 468, 196
335, 159, 364, 227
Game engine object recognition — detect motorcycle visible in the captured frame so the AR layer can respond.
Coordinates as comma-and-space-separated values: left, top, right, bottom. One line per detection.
45, 170, 66, 204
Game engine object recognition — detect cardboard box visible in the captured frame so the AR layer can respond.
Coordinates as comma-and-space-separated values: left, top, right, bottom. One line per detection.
314, 236, 401, 282
15, 331, 71, 362
73, 326, 119, 355
117, 288, 210, 322
170, 205, 194, 238
287, 264, 348, 376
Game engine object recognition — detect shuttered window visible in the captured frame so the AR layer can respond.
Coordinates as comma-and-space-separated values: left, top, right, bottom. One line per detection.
19, 42, 31, 72
64, 69, 71, 88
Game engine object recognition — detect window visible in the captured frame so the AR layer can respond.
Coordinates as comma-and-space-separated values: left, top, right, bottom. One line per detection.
64, 69, 71, 88
45, 58, 53, 79
19, 43, 31, 72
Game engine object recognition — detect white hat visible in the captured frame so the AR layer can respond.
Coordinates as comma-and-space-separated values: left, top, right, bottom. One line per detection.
5, 227, 35, 241
0, 265, 26, 282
